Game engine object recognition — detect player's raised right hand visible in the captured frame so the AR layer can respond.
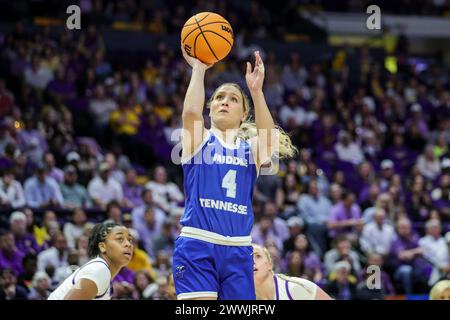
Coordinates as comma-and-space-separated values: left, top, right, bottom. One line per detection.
181, 45, 214, 71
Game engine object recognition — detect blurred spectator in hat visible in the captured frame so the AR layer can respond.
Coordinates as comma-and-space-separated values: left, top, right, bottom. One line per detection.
27, 271, 51, 300
282, 216, 304, 255
87, 162, 123, 210
122, 168, 144, 209
416, 145, 441, 181
62, 208, 87, 249
334, 130, 364, 165
324, 260, 357, 300
65, 151, 80, 166
42, 152, 63, 184
0, 168, 26, 209
379, 159, 395, 191
23, 162, 63, 209
9, 211, 40, 256
60, 165, 91, 209
145, 166, 183, 214
0, 230, 25, 276
0, 268, 28, 300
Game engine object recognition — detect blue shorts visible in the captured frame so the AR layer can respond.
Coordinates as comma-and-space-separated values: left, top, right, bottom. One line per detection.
172, 236, 255, 300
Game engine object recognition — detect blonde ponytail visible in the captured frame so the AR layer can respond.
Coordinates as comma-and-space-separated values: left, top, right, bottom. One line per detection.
237, 121, 298, 160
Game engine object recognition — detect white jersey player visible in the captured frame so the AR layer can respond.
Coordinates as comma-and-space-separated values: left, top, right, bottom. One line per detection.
48, 222, 133, 300
253, 244, 332, 300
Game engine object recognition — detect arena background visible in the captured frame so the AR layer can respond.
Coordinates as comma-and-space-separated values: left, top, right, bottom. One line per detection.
0, 0, 449, 300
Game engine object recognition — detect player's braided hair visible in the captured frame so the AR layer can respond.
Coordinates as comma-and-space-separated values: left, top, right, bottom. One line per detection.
87, 221, 120, 258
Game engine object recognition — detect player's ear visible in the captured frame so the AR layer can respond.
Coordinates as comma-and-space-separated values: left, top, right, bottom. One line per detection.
98, 242, 106, 254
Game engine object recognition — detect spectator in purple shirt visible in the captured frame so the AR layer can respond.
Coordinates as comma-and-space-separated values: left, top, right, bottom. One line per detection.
327, 191, 364, 243
122, 168, 144, 209
388, 217, 432, 294
0, 230, 24, 276
9, 211, 40, 256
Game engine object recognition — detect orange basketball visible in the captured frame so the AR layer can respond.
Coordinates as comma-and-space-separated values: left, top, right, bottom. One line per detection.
181, 12, 234, 65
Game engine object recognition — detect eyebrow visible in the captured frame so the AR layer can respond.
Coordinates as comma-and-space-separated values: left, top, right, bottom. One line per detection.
216, 91, 240, 99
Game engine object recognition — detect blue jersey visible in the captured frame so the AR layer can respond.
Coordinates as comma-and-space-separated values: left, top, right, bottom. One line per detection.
180, 130, 257, 237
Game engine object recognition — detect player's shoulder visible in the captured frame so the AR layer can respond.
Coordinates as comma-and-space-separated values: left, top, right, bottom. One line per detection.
276, 274, 317, 299
79, 258, 110, 275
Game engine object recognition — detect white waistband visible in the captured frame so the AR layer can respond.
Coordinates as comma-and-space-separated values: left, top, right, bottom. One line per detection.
180, 226, 252, 246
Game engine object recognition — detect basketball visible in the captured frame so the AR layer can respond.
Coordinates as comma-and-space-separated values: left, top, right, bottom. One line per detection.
181, 12, 234, 65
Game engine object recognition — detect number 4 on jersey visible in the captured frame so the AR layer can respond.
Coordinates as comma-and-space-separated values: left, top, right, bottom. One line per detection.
222, 169, 237, 198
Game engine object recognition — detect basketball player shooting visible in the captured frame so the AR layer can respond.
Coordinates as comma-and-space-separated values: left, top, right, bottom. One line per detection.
172, 34, 297, 299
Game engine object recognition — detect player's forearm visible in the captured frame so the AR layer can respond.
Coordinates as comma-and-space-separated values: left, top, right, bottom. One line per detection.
183, 66, 207, 117
251, 90, 275, 132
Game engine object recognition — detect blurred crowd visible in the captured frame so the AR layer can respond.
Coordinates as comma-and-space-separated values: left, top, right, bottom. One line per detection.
0, 8, 450, 300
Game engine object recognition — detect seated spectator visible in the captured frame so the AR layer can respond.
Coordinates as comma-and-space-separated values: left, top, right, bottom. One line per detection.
404, 175, 433, 222
0, 268, 28, 300
153, 218, 175, 256
0, 169, 26, 209
388, 217, 431, 294
153, 250, 171, 279
122, 168, 144, 209
23, 163, 63, 209
87, 162, 123, 210
134, 270, 155, 300
327, 191, 363, 243
37, 232, 68, 282
325, 260, 357, 300
254, 171, 283, 205
60, 165, 92, 209
378, 159, 396, 191
262, 201, 289, 243
280, 173, 301, 218
76, 142, 97, 186
24, 55, 54, 90
324, 235, 362, 275
9, 211, 40, 256
360, 208, 396, 257
105, 200, 123, 224
357, 253, 395, 298
335, 130, 364, 165
430, 174, 450, 219
419, 219, 450, 286
251, 214, 283, 252
127, 229, 157, 280
27, 271, 51, 300
0, 230, 24, 276
17, 253, 37, 291
33, 210, 57, 247
145, 166, 183, 214
63, 208, 88, 249
43, 152, 63, 184
136, 206, 164, 258
288, 234, 324, 284
104, 152, 126, 185
297, 179, 332, 256
416, 145, 441, 181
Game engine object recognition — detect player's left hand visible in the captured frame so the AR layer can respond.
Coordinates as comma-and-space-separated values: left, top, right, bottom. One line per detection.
246, 51, 265, 93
